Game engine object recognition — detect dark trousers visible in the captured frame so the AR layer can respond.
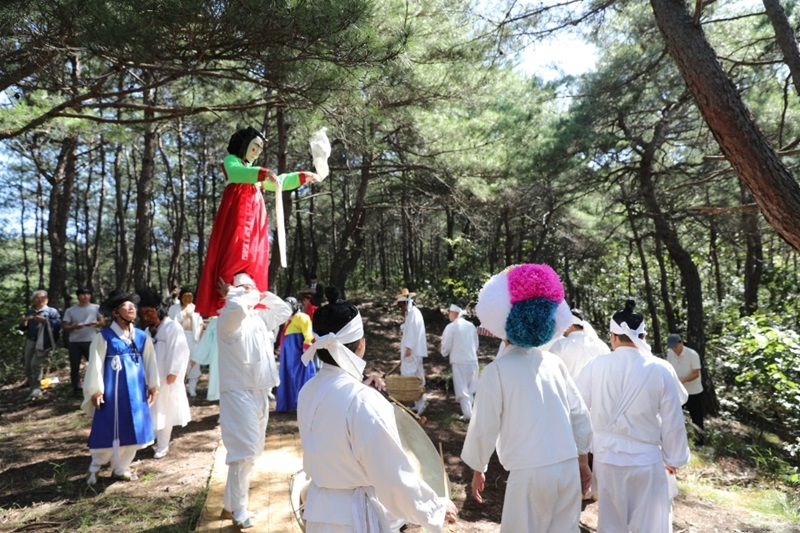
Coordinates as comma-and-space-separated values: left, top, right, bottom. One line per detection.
68, 342, 91, 391
685, 392, 705, 444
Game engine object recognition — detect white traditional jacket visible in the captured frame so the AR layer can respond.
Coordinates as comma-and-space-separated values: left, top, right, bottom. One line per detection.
298, 365, 448, 532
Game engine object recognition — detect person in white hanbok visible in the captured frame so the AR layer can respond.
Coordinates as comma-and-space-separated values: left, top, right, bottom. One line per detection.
139, 290, 191, 459
298, 300, 458, 532
216, 272, 292, 530
461, 264, 592, 533
190, 317, 220, 401
168, 288, 204, 397
395, 289, 428, 414
190, 293, 290, 404
549, 308, 609, 380
440, 304, 479, 420
575, 300, 690, 533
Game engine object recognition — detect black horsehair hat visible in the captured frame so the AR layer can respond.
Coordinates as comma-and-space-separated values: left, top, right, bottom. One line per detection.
102, 289, 140, 314
136, 288, 163, 310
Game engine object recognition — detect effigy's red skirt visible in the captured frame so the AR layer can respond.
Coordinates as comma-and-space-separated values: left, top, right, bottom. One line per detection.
195, 182, 269, 316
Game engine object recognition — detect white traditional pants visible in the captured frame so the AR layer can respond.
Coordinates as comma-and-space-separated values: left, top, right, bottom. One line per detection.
184, 331, 201, 395
500, 458, 581, 532
88, 446, 138, 476
594, 461, 672, 533
219, 388, 270, 518
155, 427, 172, 453
451, 362, 478, 419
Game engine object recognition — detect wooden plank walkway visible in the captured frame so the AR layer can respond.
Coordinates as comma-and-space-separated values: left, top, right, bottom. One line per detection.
195, 431, 304, 533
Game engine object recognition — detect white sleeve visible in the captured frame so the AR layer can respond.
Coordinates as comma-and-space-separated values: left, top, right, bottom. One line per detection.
663, 359, 689, 405
690, 349, 702, 371
440, 323, 453, 357
257, 292, 293, 331
81, 332, 107, 415
461, 363, 503, 472
143, 335, 160, 389
562, 363, 592, 455
574, 362, 593, 410
216, 287, 247, 342
350, 393, 446, 532
659, 371, 690, 468
166, 322, 191, 376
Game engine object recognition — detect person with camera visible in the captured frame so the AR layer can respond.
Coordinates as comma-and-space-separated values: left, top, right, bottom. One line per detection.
19, 289, 62, 401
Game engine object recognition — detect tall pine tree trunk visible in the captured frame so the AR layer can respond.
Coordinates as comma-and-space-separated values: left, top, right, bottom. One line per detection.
132, 77, 156, 290
44, 135, 78, 310
651, 0, 800, 251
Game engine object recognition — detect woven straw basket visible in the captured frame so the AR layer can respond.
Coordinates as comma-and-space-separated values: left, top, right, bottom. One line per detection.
385, 375, 424, 402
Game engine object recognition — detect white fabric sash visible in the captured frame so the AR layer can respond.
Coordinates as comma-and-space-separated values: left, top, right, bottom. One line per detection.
352, 486, 392, 533
275, 175, 287, 268
301, 313, 366, 381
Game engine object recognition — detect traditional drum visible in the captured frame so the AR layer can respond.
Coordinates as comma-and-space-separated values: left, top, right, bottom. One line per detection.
290, 403, 450, 531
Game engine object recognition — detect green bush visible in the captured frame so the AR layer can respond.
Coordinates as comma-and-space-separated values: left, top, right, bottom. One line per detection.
710, 313, 800, 447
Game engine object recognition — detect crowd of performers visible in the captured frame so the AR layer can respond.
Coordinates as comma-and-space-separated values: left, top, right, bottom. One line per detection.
67, 125, 696, 532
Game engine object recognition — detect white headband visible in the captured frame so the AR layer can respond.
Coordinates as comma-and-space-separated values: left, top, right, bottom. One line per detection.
571, 313, 584, 326
609, 317, 651, 355
233, 272, 256, 288
449, 304, 463, 316
301, 313, 366, 380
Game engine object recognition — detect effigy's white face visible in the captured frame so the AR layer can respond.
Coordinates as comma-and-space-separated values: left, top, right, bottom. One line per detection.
245, 137, 263, 164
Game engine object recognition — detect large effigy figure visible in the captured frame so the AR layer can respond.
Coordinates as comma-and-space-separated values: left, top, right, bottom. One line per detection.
195, 126, 317, 317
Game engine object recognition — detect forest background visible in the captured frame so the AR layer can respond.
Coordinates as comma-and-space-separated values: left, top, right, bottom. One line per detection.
0, 0, 799, 512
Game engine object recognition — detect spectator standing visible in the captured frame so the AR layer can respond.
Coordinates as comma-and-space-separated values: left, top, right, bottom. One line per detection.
307, 273, 324, 306
19, 290, 62, 401
666, 333, 705, 444
63, 287, 104, 397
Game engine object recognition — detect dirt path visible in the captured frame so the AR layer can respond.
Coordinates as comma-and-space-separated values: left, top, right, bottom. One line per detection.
0, 297, 797, 532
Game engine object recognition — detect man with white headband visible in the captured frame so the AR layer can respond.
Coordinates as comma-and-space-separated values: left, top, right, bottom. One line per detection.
215, 272, 291, 529
461, 264, 593, 532
440, 303, 479, 421
575, 299, 690, 533
549, 308, 609, 380
297, 300, 458, 532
